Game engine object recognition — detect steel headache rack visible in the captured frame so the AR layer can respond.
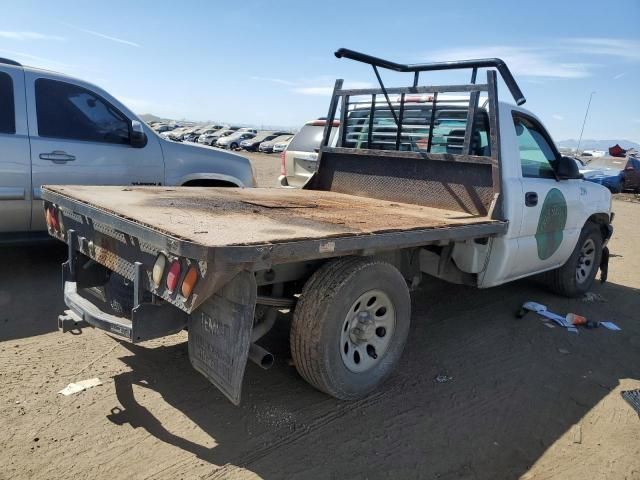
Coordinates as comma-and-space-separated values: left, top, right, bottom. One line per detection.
306, 48, 527, 220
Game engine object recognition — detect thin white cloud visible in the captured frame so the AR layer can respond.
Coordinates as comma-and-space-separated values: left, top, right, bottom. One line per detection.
427, 46, 591, 78
426, 38, 640, 80
552, 114, 564, 120
564, 38, 640, 61
61, 23, 140, 47
633, 118, 640, 124
0, 31, 65, 41
250, 76, 297, 86
293, 81, 374, 96
0, 49, 73, 68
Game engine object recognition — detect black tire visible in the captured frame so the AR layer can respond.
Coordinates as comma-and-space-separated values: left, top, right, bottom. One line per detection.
545, 222, 603, 297
290, 257, 411, 399
230, 143, 238, 150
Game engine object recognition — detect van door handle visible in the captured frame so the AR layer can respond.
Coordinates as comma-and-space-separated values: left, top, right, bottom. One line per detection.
39, 151, 76, 163
525, 191, 538, 207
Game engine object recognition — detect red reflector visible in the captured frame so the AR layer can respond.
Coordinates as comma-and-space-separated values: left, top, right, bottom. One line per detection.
166, 260, 181, 293
45, 208, 53, 228
49, 207, 59, 231
280, 151, 286, 176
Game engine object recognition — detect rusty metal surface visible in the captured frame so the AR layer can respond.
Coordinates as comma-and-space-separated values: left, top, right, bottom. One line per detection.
43, 185, 498, 248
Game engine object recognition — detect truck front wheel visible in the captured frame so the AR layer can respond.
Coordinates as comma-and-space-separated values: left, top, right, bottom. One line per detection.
546, 222, 603, 297
290, 257, 411, 399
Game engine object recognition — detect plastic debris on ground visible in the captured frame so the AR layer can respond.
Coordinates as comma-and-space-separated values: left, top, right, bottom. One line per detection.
58, 378, 102, 396
518, 301, 578, 333
582, 292, 607, 303
600, 321, 622, 331
434, 374, 453, 384
518, 301, 621, 334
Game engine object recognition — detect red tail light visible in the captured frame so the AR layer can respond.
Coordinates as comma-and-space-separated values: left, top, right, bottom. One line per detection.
48, 207, 60, 232
166, 260, 181, 293
280, 151, 286, 176
45, 207, 53, 229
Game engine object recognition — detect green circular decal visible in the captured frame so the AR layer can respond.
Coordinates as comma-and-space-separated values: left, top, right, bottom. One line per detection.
535, 188, 567, 260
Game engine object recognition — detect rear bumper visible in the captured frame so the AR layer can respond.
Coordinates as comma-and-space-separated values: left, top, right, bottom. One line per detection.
62, 281, 133, 339
59, 238, 188, 342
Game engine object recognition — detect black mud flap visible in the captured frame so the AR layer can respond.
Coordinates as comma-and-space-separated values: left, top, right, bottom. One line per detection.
188, 271, 256, 405
600, 246, 610, 284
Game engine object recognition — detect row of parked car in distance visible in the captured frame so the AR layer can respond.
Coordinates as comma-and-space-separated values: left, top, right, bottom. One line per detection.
148, 122, 295, 153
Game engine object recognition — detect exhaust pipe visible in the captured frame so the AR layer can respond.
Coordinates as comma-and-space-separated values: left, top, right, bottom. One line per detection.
249, 343, 274, 370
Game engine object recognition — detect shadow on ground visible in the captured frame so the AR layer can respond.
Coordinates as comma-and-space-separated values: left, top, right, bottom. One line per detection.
103, 276, 640, 479
0, 242, 67, 342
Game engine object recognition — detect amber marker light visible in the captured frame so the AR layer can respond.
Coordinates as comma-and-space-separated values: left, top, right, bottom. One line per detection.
181, 266, 198, 299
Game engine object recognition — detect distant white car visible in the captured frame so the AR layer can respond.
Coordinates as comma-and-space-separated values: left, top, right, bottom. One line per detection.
216, 132, 257, 150
199, 129, 235, 146
273, 139, 292, 153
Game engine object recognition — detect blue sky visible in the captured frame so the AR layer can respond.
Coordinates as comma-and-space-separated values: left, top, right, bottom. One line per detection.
2, 0, 639, 143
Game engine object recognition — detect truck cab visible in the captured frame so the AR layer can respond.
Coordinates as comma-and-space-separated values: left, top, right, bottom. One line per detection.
0, 58, 256, 242
467, 100, 612, 289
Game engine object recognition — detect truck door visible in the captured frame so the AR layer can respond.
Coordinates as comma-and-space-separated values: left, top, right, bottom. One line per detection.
25, 73, 164, 231
510, 112, 582, 278
0, 66, 31, 234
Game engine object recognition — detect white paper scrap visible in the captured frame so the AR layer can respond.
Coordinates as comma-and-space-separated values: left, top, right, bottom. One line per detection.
599, 321, 621, 331
58, 378, 102, 396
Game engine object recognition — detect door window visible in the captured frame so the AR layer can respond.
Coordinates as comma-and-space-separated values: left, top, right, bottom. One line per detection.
0, 72, 15, 134
35, 78, 130, 145
513, 115, 557, 179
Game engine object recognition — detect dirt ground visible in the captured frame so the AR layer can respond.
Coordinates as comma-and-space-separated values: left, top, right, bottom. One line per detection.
1, 155, 639, 479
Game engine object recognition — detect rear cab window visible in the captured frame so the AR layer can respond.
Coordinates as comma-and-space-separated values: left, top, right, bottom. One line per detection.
343, 101, 491, 156
0, 71, 16, 134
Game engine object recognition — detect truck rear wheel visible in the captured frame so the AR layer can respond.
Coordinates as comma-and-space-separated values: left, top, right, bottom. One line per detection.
290, 257, 411, 399
545, 222, 603, 297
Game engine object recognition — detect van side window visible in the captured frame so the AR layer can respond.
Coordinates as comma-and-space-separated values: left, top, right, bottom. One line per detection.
513, 115, 557, 179
0, 72, 16, 134
35, 78, 130, 145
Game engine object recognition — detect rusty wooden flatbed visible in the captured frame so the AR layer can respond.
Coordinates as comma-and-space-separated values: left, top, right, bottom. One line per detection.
42, 185, 507, 266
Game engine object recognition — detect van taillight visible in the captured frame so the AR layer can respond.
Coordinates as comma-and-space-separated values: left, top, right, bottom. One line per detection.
280, 151, 286, 176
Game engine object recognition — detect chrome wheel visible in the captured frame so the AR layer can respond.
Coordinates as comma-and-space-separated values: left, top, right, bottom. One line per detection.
576, 238, 596, 284
340, 289, 396, 373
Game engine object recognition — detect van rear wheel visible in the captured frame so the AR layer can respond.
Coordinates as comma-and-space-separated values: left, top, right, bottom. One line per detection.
290, 257, 411, 400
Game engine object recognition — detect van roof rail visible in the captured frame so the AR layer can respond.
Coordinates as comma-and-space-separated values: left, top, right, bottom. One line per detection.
0, 58, 22, 67
334, 48, 526, 106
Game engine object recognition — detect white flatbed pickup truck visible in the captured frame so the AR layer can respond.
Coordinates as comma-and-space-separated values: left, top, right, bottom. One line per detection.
42, 49, 613, 405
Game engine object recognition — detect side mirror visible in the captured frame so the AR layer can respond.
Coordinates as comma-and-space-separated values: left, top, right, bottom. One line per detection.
130, 120, 147, 148
557, 156, 581, 180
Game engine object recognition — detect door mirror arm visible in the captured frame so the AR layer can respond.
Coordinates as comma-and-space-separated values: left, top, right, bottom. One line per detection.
130, 120, 148, 148
555, 156, 581, 180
